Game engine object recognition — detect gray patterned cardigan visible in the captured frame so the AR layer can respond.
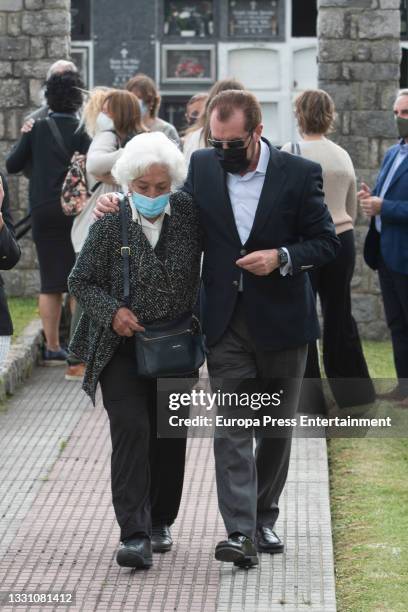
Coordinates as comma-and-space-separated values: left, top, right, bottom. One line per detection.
68, 190, 201, 404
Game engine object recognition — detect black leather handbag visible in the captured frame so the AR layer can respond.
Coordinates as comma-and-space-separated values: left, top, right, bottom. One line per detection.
119, 198, 205, 378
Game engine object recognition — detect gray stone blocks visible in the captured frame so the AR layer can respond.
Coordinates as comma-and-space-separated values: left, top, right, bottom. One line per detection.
0, 1, 70, 296
318, 0, 400, 340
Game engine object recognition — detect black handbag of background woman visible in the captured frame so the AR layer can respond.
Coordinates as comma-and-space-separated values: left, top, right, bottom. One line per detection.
119, 197, 205, 378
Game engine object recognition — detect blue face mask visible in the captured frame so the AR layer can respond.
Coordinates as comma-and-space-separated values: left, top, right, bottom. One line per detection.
130, 192, 170, 218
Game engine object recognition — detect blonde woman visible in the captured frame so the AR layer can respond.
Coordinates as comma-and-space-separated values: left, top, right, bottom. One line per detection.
78, 86, 112, 138
282, 89, 375, 411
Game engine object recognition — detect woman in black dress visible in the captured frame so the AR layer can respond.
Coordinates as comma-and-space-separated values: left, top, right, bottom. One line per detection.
6, 72, 90, 365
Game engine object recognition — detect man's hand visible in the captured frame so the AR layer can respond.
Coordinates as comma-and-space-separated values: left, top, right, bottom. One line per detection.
21, 118, 34, 134
112, 307, 145, 337
93, 192, 121, 219
357, 181, 371, 200
357, 183, 383, 217
359, 196, 383, 217
357, 182, 382, 217
236, 249, 279, 276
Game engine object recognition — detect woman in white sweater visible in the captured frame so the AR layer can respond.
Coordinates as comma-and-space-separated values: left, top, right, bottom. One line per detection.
282, 89, 374, 411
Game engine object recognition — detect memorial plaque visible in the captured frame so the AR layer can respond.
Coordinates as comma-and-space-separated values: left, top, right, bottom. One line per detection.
71, 0, 91, 41
92, 0, 156, 87
228, 0, 280, 38
109, 47, 141, 88
162, 45, 215, 83
164, 1, 214, 37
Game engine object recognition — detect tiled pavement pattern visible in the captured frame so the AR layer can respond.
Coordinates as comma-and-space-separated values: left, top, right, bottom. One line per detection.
0, 367, 336, 612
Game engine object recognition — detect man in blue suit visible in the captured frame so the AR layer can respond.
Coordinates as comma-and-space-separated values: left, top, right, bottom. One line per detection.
360, 90, 408, 406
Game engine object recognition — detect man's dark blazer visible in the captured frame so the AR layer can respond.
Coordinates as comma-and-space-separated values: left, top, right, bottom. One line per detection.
0, 172, 21, 335
183, 138, 340, 350
364, 142, 408, 275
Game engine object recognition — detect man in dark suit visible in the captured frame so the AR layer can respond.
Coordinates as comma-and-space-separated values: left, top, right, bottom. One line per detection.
183, 90, 339, 567
94, 89, 339, 566
359, 90, 408, 407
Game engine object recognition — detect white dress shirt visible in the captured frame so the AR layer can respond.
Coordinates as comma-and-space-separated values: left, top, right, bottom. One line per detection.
226, 139, 270, 244
226, 140, 291, 281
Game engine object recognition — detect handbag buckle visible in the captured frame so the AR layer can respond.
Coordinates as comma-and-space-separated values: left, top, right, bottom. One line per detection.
121, 247, 131, 257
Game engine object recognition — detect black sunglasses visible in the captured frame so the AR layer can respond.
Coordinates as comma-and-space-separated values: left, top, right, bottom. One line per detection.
208, 132, 253, 150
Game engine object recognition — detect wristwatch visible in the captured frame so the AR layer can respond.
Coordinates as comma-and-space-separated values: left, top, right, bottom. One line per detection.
277, 248, 289, 267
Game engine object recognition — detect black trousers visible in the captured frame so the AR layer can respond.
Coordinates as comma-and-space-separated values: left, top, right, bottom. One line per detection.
99, 339, 187, 541
378, 256, 408, 396
300, 230, 375, 411
207, 295, 308, 541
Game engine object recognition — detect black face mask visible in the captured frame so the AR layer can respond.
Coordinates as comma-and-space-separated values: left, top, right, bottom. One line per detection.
396, 115, 408, 139
214, 139, 252, 174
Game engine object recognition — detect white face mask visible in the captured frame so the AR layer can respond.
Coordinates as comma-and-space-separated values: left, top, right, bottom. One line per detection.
96, 112, 114, 132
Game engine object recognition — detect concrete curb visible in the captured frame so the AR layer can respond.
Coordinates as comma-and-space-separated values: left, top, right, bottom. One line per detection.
0, 318, 43, 400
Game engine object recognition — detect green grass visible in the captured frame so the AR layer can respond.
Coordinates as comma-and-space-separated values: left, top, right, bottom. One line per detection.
0, 297, 39, 413
8, 297, 38, 342
329, 341, 408, 612
362, 340, 397, 379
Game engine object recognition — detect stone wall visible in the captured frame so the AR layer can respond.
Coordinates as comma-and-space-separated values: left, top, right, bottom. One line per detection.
0, 0, 71, 295
0, 0, 403, 341
317, 0, 401, 340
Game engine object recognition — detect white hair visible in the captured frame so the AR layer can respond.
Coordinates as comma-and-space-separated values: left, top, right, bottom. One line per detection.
112, 132, 187, 189
47, 60, 78, 79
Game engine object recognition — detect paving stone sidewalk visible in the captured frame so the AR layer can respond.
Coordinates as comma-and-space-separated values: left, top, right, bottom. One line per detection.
0, 367, 336, 612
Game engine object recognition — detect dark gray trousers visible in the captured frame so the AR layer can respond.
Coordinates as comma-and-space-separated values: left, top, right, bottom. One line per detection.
207, 296, 307, 541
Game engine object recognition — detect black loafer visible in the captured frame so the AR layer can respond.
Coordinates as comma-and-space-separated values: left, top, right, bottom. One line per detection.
116, 537, 153, 568
256, 527, 284, 554
215, 533, 258, 568
151, 524, 173, 553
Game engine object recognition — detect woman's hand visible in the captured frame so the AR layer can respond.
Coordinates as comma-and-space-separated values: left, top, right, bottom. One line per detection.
93, 192, 121, 219
112, 307, 145, 336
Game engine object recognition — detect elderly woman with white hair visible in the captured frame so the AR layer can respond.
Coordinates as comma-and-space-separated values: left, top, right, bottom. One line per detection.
68, 131, 201, 569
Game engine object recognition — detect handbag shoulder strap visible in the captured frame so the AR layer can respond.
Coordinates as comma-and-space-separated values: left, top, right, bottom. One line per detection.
119, 197, 131, 308
46, 117, 71, 162
291, 141, 301, 156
